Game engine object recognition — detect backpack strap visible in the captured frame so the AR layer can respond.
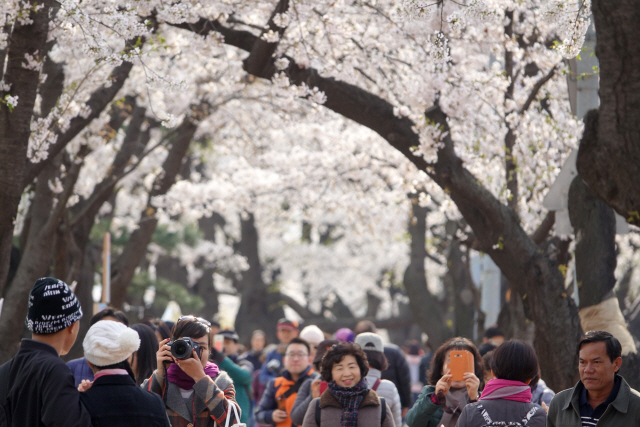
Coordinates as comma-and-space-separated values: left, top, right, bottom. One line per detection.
379, 397, 386, 425
314, 398, 321, 426
372, 378, 382, 391
278, 377, 305, 401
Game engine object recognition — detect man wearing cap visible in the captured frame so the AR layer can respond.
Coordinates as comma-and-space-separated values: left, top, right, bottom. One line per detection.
355, 332, 402, 427
259, 319, 299, 386
355, 320, 412, 417
0, 277, 92, 427
210, 329, 254, 426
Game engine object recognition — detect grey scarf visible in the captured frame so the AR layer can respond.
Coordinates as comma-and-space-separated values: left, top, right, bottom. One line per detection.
439, 388, 468, 427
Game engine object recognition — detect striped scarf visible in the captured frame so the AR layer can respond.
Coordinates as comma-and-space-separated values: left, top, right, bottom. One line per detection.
327, 378, 369, 427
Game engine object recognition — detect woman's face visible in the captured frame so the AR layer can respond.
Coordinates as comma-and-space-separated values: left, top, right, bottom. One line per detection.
251, 333, 266, 351
192, 335, 210, 368
331, 354, 362, 388
443, 350, 467, 389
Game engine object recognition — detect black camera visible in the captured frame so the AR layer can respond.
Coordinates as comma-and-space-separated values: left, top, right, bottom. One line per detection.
169, 337, 202, 360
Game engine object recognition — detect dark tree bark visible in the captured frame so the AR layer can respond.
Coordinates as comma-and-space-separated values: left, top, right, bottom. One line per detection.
447, 239, 477, 340
0, 0, 54, 295
569, 178, 640, 389
568, 177, 617, 307
64, 243, 99, 360
0, 150, 84, 363
576, 0, 640, 226
497, 279, 535, 344
232, 213, 285, 344
403, 196, 451, 348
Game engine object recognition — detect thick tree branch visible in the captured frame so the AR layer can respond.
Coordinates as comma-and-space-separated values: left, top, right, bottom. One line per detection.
70, 105, 150, 227
278, 293, 316, 319
25, 60, 135, 184
530, 211, 556, 245
243, 0, 289, 77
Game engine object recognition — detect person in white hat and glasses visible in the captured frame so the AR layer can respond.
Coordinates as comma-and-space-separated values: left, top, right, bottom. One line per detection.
79, 320, 170, 427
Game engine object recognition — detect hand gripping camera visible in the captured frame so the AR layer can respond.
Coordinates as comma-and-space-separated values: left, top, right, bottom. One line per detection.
169, 337, 202, 360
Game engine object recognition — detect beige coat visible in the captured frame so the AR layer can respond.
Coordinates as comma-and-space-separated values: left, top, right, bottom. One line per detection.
301, 388, 395, 427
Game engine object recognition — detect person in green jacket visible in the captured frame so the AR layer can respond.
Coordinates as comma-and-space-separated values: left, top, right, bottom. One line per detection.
211, 329, 255, 425
547, 330, 640, 427
406, 337, 483, 427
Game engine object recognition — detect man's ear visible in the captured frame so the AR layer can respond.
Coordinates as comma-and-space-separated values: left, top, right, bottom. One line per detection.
613, 357, 623, 372
69, 321, 80, 333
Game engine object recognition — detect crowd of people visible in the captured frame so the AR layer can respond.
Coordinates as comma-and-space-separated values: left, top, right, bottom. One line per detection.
1, 277, 640, 427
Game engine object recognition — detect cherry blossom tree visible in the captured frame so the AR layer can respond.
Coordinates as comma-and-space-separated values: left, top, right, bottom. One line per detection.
2, 0, 640, 391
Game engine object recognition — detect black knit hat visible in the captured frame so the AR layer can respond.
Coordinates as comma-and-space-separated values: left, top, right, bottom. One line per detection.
26, 277, 83, 334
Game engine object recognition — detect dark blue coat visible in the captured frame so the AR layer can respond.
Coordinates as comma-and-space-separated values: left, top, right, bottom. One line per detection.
67, 357, 94, 388
79, 374, 170, 427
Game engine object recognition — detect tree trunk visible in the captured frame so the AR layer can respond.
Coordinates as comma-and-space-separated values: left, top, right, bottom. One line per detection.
402, 196, 451, 348
0, 152, 82, 362
576, 0, 640, 226
233, 213, 284, 344
447, 238, 477, 339
0, 0, 54, 295
64, 243, 99, 361
568, 177, 617, 307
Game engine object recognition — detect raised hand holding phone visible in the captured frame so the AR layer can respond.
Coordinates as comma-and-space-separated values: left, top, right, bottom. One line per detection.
449, 350, 474, 382
435, 369, 453, 397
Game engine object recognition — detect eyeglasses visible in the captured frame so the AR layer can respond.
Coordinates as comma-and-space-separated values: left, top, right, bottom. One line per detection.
285, 352, 309, 359
178, 316, 211, 326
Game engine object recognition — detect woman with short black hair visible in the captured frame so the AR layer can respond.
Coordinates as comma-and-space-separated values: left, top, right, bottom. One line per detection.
406, 337, 483, 427
301, 342, 395, 427
456, 340, 546, 427
142, 315, 241, 426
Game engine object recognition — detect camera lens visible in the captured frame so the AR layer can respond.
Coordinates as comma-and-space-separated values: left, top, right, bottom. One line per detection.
171, 338, 193, 360
175, 343, 187, 356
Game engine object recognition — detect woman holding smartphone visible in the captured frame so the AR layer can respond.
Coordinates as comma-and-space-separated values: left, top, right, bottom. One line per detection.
406, 337, 483, 427
456, 340, 546, 427
142, 315, 241, 427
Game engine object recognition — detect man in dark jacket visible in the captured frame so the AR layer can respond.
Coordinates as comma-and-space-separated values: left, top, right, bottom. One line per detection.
2, 277, 92, 427
355, 320, 412, 415
256, 338, 319, 427
547, 330, 640, 427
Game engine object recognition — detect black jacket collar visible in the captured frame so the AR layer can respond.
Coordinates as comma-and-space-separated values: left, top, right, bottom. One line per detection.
19, 339, 59, 357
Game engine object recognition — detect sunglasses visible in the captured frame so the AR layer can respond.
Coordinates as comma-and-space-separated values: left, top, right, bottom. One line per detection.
178, 315, 211, 326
